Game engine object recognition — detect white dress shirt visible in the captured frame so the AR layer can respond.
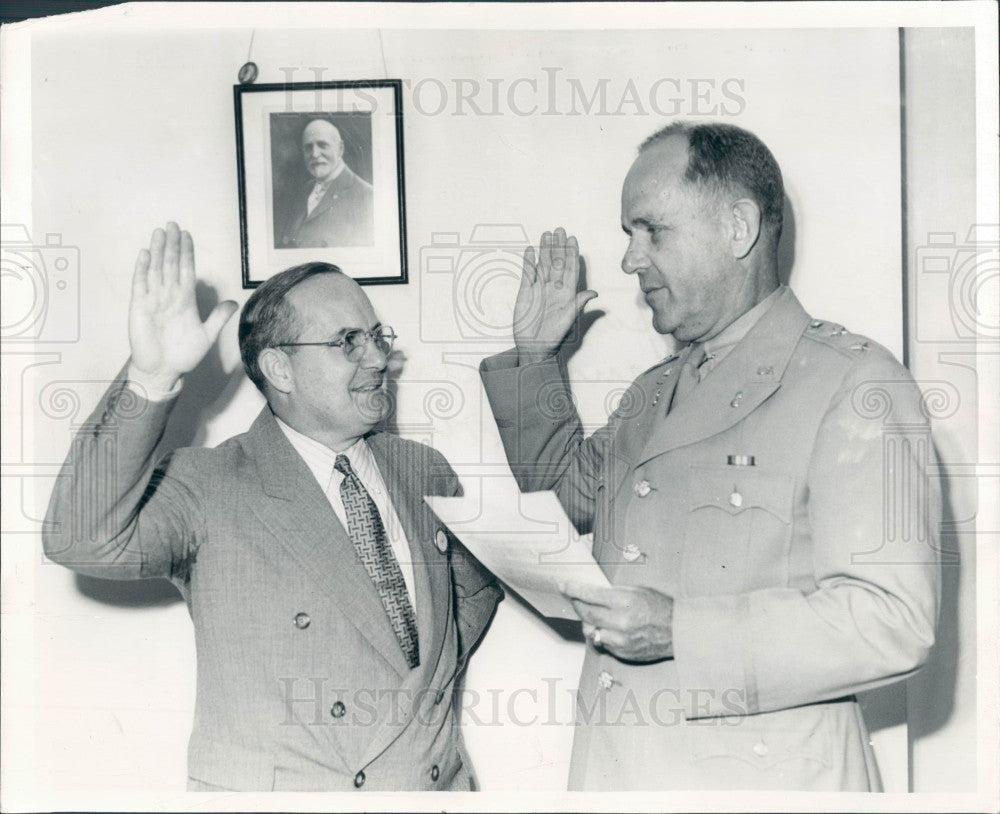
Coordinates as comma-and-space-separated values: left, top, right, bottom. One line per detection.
274, 416, 417, 609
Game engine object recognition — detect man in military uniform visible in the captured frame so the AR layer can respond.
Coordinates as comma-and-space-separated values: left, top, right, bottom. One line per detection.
480, 122, 940, 791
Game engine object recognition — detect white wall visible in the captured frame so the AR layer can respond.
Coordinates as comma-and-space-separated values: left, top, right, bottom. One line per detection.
12, 6, 986, 806
902, 27, 981, 795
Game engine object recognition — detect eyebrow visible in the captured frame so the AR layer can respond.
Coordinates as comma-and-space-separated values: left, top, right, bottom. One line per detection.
325, 322, 382, 341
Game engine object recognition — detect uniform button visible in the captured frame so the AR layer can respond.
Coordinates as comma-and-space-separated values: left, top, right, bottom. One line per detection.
622, 543, 643, 562
293, 612, 311, 629
354, 770, 366, 788
330, 701, 346, 718
633, 480, 651, 498
753, 740, 769, 757
598, 670, 615, 690
435, 528, 448, 553
729, 491, 743, 508
430, 764, 440, 782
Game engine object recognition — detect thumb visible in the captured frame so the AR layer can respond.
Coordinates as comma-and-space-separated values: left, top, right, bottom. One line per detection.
204, 300, 239, 341
575, 290, 598, 311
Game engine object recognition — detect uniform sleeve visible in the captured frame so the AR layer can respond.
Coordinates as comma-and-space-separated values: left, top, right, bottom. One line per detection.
673, 352, 941, 717
480, 349, 624, 535
42, 367, 202, 581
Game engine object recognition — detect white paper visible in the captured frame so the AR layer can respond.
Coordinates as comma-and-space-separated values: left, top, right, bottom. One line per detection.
425, 479, 610, 619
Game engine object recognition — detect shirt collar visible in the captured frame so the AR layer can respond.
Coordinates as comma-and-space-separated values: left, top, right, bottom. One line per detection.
703, 285, 785, 359
274, 414, 367, 492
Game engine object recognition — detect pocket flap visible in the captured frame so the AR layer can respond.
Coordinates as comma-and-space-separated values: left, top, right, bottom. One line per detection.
688, 466, 794, 524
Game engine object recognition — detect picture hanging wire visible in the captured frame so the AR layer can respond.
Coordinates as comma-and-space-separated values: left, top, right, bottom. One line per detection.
377, 29, 389, 79
238, 29, 258, 85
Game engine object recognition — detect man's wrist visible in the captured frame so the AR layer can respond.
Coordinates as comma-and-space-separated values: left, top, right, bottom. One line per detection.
126, 361, 183, 402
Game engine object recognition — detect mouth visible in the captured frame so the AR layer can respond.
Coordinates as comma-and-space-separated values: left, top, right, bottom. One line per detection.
351, 380, 384, 394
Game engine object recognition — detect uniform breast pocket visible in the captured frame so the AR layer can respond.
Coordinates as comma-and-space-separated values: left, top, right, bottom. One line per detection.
681, 466, 794, 596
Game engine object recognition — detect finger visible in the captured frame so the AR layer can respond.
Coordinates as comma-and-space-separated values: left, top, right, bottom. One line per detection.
563, 580, 617, 607
563, 235, 580, 280
569, 599, 616, 629
148, 227, 166, 286
179, 229, 196, 288
551, 226, 566, 270
203, 300, 239, 342
538, 231, 552, 283
575, 290, 599, 312
132, 248, 151, 299
521, 245, 538, 285
163, 221, 181, 286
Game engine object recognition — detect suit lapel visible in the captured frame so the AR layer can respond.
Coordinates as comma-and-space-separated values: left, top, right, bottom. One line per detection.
367, 433, 451, 674
245, 409, 410, 677
636, 289, 811, 466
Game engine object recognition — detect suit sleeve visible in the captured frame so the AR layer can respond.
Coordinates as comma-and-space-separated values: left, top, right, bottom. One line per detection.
480, 349, 626, 534
673, 352, 941, 716
423, 447, 504, 662
42, 367, 202, 581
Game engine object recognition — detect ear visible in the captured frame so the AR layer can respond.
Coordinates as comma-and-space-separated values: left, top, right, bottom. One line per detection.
259, 347, 294, 395
729, 198, 762, 260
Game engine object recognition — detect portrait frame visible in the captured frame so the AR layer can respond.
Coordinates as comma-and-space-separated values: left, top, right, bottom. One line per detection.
234, 79, 408, 288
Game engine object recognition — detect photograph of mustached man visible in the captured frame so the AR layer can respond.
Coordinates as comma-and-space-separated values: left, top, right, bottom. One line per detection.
272, 112, 375, 250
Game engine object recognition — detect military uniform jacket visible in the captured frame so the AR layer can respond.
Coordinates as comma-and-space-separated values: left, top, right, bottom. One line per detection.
43, 370, 502, 791
480, 288, 940, 791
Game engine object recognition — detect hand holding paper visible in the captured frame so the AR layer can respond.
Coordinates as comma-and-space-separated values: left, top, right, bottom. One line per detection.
562, 580, 675, 661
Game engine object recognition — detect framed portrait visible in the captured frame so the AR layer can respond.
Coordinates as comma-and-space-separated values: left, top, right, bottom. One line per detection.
234, 80, 407, 287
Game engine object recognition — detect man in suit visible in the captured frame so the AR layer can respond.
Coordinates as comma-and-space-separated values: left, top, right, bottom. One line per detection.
279, 119, 375, 249
43, 222, 501, 791
480, 122, 940, 791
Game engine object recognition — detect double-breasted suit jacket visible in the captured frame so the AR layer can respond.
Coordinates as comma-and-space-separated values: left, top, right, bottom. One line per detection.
43, 370, 502, 791
480, 287, 940, 791
280, 167, 375, 249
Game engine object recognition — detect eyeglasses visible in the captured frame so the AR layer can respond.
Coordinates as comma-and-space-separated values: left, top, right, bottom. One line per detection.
276, 326, 397, 362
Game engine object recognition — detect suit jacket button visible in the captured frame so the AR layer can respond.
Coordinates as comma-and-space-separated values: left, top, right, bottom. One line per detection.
598, 670, 615, 690
430, 764, 440, 782
435, 529, 448, 553
293, 612, 311, 629
622, 544, 643, 562
753, 740, 769, 757
354, 770, 366, 788
330, 701, 346, 718
633, 480, 652, 498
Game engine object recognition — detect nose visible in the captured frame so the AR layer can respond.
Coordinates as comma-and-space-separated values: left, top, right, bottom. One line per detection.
359, 335, 389, 371
621, 237, 649, 275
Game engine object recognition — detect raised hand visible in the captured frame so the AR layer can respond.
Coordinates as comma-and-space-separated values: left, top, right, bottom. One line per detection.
513, 227, 597, 365
128, 223, 238, 387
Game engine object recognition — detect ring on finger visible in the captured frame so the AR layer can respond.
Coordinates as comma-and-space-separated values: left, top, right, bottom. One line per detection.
591, 628, 603, 649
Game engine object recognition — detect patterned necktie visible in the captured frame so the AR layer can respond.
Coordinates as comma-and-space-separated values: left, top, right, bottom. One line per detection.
334, 454, 420, 669
669, 343, 708, 412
